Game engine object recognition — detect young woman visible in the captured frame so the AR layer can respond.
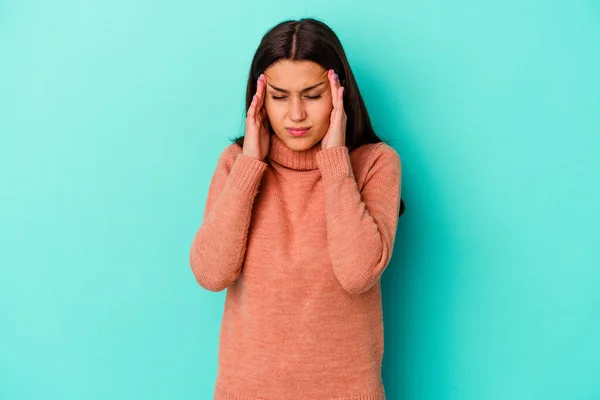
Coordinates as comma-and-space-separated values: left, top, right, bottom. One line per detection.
190, 17, 405, 400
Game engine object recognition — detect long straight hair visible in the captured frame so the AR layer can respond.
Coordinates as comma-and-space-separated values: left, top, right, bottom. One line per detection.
231, 18, 405, 217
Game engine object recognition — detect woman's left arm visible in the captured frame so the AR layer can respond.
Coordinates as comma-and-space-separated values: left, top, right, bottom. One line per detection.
315, 143, 402, 295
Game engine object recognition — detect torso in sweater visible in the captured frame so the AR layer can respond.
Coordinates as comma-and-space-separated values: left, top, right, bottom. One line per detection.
190, 133, 402, 400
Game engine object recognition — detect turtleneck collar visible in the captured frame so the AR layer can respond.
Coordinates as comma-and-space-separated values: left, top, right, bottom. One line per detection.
267, 133, 320, 171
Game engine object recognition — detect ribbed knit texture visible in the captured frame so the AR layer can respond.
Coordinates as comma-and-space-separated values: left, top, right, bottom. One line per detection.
190, 133, 402, 400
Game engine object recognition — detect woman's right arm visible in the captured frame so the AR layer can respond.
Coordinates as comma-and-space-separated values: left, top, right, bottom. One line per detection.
189, 144, 268, 292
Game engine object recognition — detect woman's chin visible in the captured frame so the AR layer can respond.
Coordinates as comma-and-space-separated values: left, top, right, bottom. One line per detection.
274, 129, 324, 151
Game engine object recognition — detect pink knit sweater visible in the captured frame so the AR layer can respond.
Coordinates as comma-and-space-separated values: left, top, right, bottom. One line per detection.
190, 132, 402, 400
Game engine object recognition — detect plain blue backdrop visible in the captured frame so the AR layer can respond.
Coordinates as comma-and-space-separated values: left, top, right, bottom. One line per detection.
1, 1, 599, 399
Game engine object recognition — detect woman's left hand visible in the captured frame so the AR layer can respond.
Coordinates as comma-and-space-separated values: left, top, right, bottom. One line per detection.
321, 69, 347, 150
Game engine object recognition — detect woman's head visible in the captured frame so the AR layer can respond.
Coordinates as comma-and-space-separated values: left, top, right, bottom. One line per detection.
232, 17, 405, 217
235, 17, 381, 151
260, 59, 333, 152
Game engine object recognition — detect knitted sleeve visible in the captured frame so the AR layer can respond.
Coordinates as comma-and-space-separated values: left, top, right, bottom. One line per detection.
189, 144, 268, 292
315, 143, 402, 295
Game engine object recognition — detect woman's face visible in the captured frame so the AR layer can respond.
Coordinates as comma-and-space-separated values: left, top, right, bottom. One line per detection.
263, 60, 333, 151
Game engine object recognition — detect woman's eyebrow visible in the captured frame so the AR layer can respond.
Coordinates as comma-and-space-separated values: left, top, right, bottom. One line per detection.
267, 81, 325, 93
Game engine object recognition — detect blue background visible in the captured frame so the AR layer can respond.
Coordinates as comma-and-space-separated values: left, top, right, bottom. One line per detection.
1, 1, 599, 399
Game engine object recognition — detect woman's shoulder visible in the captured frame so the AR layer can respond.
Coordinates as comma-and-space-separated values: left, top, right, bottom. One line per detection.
347, 142, 401, 188
350, 141, 401, 169
207, 142, 245, 176
216, 142, 244, 163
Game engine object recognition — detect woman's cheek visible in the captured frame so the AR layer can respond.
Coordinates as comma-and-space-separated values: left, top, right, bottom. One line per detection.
264, 105, 282, 132
311, 102, 331, 124
264, 102, 277, 122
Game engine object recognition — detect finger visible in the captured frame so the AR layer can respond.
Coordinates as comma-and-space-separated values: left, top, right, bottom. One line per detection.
256, 74, 266, 110
331, 85, 344, 123
255, 75, 262, 109
337, 87, 345, 120
261, 108, 270, 132
329, 69, 338, 109
258, 101, 267, 121
248, 94, 259, 119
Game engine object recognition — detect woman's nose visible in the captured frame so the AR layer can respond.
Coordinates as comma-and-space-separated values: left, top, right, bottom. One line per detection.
288, 97, 306, 121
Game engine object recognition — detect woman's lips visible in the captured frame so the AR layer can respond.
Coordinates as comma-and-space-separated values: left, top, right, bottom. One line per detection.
286, 127, 311, 137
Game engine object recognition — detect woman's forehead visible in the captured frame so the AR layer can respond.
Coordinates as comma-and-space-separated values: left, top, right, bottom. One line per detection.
264, 60, 328, 90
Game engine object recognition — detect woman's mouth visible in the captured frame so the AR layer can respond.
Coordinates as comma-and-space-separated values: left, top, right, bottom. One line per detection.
286, 127, 311, 137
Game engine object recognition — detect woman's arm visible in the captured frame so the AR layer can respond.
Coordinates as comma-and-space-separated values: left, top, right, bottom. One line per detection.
189, 144, 268, 292
315, 143, 402, 295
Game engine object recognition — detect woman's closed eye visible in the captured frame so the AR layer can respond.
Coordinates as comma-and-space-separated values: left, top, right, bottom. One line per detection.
270, 94, 322, 100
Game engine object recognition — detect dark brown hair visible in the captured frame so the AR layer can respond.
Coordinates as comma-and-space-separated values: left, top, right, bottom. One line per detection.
230, 17, 405, 217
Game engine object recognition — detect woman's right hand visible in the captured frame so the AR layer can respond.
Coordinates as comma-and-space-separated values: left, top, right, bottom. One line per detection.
243, 74, 270, 161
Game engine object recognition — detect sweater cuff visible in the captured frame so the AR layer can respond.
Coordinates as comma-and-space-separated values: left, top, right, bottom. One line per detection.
315, 146, 353, 181
229, 153, 268, 194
